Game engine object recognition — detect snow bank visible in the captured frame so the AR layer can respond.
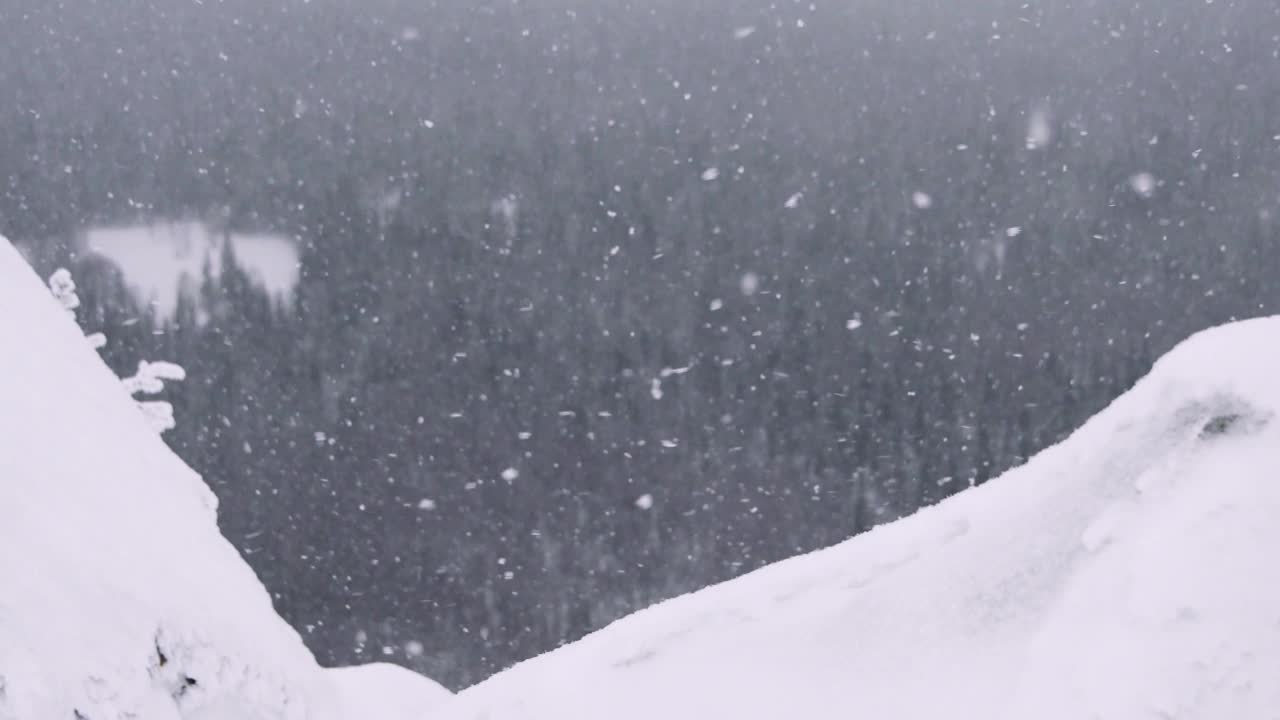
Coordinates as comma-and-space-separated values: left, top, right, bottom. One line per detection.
0, 236, 334, 718
440, 318, 1280, 719
328, 663, 453, 720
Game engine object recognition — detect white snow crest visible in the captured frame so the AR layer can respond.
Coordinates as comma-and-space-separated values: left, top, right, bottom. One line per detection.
437, 316, 1280, 720
328, 663, 452, 720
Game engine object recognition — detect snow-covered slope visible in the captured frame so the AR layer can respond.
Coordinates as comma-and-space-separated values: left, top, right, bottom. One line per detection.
0, 236, 327, 719
439, 319, 1280, 720
328, 663, 453, 720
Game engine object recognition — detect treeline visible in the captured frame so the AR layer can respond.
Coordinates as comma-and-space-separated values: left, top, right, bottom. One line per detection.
5, 0, 1280, 688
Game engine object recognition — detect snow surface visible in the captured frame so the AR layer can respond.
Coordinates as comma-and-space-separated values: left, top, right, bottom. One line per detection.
328, 664, 452, 720
9, 219, 1280, 719
439, 319, 1280, 720
0, 237, 448, 719
84, 220, 299, 316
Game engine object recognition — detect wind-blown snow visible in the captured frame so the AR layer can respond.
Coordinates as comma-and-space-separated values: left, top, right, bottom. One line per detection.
438, 318, 1280, 720
84, 220, 299, 316
0, 236, 447, 719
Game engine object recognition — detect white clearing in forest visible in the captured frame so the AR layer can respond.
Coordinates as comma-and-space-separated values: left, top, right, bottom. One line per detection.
83, 220, 299, 317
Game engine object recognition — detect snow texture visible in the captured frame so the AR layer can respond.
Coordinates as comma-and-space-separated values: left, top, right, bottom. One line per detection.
327, 664, 452, 720
0, 237, 448, 719
438, 317, 1280, 720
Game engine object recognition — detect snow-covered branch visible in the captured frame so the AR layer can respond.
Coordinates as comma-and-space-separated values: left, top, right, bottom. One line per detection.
47, 268, 81, 313
48, 267, 186, 434
122, 361, 187, 433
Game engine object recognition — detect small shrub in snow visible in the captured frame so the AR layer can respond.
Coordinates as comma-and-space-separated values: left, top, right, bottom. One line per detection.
48, 267, 186, 434
47, 268, 80, 313
122, 361, 187, 434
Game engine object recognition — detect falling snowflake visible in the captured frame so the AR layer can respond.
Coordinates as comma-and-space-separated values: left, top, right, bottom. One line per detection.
911, 191, 933, 209
1026, 108, 1052, 150
1129, 172, 1157, 198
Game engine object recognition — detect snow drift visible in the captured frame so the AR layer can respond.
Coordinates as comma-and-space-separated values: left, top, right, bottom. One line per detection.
329, 663, 452, 720
439, 319, 1280, 719
0, 237, 446, 718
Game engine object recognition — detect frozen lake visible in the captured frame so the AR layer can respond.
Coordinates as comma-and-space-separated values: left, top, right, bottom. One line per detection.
84, 220, 299, 316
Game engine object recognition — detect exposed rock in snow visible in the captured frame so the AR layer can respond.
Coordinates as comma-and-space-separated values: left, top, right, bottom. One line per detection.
439, 317, 1280, 720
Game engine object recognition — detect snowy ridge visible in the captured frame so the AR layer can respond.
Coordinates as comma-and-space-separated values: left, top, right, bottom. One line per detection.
0, 236, 334, 719
328, 664, 453, 720
439, 318, 1280, 719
